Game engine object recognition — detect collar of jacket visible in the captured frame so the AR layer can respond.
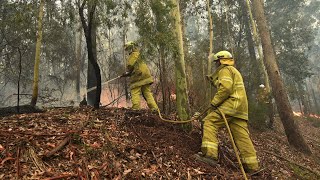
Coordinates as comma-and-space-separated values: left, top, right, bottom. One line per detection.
206, 64, 227, 84
220, 58, 234, 66
129, 49, 139, 55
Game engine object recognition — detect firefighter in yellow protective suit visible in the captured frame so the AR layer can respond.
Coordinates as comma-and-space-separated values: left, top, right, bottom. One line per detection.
195, 51, 259, 173
122, 41, 159, 111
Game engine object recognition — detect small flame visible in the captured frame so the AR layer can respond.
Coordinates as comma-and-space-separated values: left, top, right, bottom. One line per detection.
293, 111, 302, 117
309, 114, 320, 119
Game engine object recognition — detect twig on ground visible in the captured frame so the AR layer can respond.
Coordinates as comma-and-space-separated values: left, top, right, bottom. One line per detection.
28, 146, 46, 172
151, 150, 170, 179
0, 130, 67, 137
105, 94, 125, 107
43, 135, 71, 158
41, 173, 77, 180
15, 147, 21, 178
263, 150, 320, 177
220, 151, 238, 169
82, 158, 90, 180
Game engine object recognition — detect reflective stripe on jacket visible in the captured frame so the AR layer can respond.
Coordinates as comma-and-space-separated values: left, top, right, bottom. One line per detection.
210, 65, 249, 120
127, 51, 153, 89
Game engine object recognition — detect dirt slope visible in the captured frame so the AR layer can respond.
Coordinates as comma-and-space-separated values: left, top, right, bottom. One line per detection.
0, 106, 319, 179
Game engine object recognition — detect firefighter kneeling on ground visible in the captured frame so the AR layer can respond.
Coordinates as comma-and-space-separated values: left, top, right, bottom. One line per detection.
121, 41, 159, 112
194, 50, 260, 173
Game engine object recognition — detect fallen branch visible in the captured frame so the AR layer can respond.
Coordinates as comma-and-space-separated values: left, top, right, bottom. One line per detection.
43, 135, 71, 158
43, 113, 91, 159
105, 94, 125, 107
0, 130, 67, 137
41, 173, 77, 180
263, 150, 320, 177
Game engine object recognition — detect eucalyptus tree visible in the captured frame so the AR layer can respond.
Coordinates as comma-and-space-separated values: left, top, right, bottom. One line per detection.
0, 1, 39, 106
1, 0, 84, 107
78, 0, 102, 108
171, 0, 190, 120
98, 0, 130, 104
252, 0, 311, 154
135, 0, 177, 114
265, 0, 315, 112
30, 0, 44, 106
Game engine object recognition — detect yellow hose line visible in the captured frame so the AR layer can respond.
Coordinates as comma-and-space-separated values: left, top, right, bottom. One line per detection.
217, 108, 248, 180
156, 107, 248, 179
156, 107, 210, 124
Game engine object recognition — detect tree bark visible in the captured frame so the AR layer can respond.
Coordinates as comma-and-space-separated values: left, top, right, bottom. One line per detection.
159, 48, 168, 114
31, 0, 45, 106
206, 0, 214, 105
243, 0, 276, 128
252, 0, 311, 154
171, 0, 190, 120
239, 0, 259, 95
309, 81, 320, 114
76, 20, 82, 103
79, 0, 101, 109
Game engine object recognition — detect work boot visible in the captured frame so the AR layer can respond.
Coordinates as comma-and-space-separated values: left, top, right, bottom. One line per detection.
243, 164, 261, 175
194, 152, 218, 166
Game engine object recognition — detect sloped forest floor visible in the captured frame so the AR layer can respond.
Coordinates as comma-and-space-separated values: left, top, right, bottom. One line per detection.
1, 106, 320, 179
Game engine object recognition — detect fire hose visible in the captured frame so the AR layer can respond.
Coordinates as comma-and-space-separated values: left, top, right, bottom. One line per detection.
156, 107, 247, 179
86, 75, 247, 178
86, 75, 122, 93
217, 108, 248, 180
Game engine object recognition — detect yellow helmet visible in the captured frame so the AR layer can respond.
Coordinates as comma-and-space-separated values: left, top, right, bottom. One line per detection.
124, 41, 137, 51
212, 50, 233, 61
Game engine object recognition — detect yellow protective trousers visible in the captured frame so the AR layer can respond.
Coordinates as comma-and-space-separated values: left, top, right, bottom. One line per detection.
130, 84, 159, 111
201, 110, 259, 171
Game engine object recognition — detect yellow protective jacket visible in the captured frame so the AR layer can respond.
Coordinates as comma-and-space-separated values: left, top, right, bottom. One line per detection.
207, 65, 249, 120
127, 50, 153, 89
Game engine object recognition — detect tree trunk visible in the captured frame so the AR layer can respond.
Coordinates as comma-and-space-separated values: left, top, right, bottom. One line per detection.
243, 0, 276, 128
240, 0, 259, 96
76, 20, 82, 103
31, 0, 45, 106
79, 0, 101, 109
206, 0, 214, 105
122, 32, 129, 103
171, 0, 190, 120
305, 82, 312, 115
86, 19, 98, 106
252, 0, 311, 154
310, 82, 320, 114
159, 48, 168, 114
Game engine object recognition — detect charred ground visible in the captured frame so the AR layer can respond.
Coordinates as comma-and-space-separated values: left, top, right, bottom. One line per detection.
0, 106, 320, 179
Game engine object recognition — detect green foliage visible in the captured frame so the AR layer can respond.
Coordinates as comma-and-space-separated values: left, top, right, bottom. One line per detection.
248, 100, 269, 131
135, 0, 177, 57
266, 0, 316, 85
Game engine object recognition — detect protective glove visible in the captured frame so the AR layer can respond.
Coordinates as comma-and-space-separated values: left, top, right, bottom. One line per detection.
121, 71, 131, 77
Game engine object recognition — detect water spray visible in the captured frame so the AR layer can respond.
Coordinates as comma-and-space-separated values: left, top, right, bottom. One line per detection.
87, 75, 122, 93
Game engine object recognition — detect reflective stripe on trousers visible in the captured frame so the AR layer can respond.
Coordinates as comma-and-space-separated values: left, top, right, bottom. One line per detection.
201, 110, 259, 170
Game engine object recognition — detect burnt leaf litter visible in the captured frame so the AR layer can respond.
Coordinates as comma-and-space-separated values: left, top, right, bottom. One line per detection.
0, 106, 320, 179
